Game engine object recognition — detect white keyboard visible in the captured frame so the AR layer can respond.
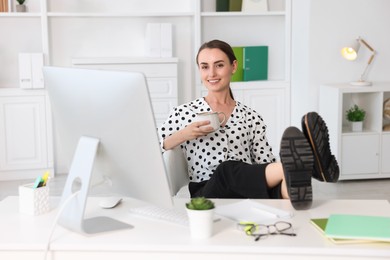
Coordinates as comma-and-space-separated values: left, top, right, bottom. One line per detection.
128, 205, 189, 226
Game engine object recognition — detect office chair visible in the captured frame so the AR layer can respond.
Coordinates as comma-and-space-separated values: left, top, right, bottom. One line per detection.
163, 146, 190, 197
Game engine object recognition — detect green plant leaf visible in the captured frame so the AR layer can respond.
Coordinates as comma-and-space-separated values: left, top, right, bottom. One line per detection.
186, 197, 215, 210
346, 104, 366, 122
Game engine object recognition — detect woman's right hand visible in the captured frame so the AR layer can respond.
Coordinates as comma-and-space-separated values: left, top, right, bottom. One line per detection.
183, 120, 215, 140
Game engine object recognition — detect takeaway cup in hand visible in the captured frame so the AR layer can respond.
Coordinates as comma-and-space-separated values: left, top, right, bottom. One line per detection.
195, 112, 226, 131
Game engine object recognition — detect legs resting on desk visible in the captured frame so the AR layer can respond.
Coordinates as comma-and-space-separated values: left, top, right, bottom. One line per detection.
279, 112, 340, 210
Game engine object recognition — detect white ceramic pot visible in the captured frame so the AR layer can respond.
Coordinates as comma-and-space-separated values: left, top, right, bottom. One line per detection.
16, 5, 26, 12
351, 121, 363, 132
186, 208, 214, 239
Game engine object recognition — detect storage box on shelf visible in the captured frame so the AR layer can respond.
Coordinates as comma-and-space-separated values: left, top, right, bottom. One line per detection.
319, 83, 390, 180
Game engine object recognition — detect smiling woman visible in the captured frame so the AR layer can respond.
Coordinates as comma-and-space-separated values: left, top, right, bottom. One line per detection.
157, 39, 339, 210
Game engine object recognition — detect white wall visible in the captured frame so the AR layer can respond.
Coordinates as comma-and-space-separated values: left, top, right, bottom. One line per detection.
291, 0, 390, 126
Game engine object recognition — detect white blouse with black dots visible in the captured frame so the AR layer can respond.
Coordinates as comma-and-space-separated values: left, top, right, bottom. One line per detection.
158, 98, 276, 183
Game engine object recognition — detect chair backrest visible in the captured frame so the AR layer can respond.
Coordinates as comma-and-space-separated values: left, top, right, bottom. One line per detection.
163, 146, 189, 196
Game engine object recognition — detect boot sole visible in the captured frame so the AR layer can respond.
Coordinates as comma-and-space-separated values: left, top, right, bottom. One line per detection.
302, 112, 340, 182
280, 127, 313, 210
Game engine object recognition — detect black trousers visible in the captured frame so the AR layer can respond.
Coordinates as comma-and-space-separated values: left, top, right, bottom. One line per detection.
189, 161, 282, 199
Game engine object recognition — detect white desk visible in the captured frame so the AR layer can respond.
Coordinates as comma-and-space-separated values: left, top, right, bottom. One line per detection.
1, 196, 389, 260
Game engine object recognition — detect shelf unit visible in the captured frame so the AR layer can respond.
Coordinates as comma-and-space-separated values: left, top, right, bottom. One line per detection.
319, 83, 390, 180
0, 0, 291, 178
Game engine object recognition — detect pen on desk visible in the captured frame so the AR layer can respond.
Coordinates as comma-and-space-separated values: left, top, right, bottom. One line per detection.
251, 207, 279, 218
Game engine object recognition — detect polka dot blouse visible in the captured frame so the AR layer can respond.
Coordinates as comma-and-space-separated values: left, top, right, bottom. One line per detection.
158, 98, 276, 183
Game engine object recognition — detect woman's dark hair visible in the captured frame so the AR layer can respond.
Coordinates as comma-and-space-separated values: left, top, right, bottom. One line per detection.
196, 39, 236, 99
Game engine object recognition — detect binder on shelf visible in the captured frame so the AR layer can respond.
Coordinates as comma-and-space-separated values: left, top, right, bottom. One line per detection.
19, 53, 45, 89
19, 53, 33, 89
232, 46, 243, 82
243, 46, 268, 81
31, 53, 44, 89
145, 23, 173, 58
324, 214, 390, 242
161, 23, 173, 58
216, 0, 229, 12
229, 0, 242, 11
145, 23, 161, 58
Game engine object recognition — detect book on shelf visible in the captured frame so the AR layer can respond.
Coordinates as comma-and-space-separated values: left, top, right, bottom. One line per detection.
216, 0, 229, 12
232, 47, 243, 82
243, 46, 268, 81
232, 45, 268, 82
0, 0, 9, 12
229, 0, 242, 11
324, 214, 390, 243
216, 0, 242, 12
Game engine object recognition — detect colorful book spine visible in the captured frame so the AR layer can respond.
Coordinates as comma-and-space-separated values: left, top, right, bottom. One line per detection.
229, 0, 242, 11
232, 47, 244, 82
216, 0, 230, 12
243, 46, 268, 81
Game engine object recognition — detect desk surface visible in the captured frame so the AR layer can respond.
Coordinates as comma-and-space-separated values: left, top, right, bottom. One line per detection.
1, 196, 390, 260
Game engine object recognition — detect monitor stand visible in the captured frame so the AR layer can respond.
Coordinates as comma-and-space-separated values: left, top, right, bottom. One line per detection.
58, 136, 133, 235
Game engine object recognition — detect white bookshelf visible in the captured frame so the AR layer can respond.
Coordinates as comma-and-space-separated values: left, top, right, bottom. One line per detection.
0, 0, 292, 178
320, 83, 390, 180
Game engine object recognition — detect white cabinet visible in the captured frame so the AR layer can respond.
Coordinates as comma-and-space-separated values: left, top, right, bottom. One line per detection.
382, 133, 390, 173
341, 134, 380, 175
319, 83, 390, 180
71, 57, 178, 128
0, 89, 53, 181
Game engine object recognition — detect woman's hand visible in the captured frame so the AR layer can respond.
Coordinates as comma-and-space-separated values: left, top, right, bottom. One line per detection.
183, 120, 215, 140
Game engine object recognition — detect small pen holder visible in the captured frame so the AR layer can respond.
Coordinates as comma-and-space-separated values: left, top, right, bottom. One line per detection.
19, 183, 50, 215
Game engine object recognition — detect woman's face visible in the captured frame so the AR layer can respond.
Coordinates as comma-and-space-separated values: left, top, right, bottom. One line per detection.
197, 48, 237, 93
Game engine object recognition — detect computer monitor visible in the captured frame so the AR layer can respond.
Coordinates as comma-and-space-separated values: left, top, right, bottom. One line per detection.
44, 66, 173, 235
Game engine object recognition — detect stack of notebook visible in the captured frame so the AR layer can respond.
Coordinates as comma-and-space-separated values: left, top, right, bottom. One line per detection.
311, 214, 390, 244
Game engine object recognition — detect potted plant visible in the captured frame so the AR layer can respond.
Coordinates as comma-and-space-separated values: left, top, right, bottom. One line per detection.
15, 0, 27, 12
346, 104, 366, 132
186, 197, 215, 239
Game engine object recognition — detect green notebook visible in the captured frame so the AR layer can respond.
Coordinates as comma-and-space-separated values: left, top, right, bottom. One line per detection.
311, 218, 371, 244
243, 46, 268, 81
324, 214, 390, 242
232, 46, 244, 82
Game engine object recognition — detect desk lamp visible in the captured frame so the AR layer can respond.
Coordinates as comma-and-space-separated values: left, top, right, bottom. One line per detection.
341, 36, 376, 86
